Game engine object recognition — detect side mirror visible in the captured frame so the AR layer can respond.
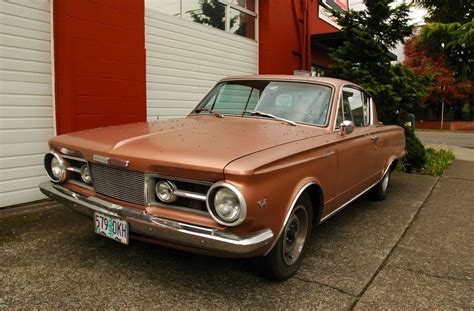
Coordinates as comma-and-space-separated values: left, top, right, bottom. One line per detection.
340, 120, 355, 135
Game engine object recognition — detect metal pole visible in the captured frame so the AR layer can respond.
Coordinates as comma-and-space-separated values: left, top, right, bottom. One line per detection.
440, 100, 444, 130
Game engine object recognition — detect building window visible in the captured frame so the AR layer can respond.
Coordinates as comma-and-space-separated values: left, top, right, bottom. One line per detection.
148, 0, 257, 40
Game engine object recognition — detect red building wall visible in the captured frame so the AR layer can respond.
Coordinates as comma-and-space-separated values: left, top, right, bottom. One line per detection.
53, 0, 146, 134
258, 0, 340, 74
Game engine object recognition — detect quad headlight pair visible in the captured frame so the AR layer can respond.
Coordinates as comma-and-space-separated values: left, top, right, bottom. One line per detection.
44, 151, 92, 184
154, 180, 246, 226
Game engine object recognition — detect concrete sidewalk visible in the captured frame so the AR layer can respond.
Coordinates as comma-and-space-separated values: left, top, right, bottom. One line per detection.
356, 160, 474, 309
1, 163, 472, 309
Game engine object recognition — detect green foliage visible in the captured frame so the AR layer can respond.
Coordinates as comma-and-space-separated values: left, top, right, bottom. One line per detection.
414, 0, 473, 23
397, 145, 455, 176
416, 20, 474, 81
329, 0, 425, 126
328, 0, 429, 172
422, 147, 456, 176
403, 129, 426, 172
189, 0, 227, 30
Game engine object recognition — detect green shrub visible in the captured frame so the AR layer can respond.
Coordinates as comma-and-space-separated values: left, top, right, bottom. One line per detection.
403, 129, 426, 173
422, 148, 456, 176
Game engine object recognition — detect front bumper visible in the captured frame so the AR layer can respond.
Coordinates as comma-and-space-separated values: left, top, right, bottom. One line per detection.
39, 182, 273, 256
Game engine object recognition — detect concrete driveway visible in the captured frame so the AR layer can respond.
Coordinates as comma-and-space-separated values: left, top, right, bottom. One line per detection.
1, 163, 473, 309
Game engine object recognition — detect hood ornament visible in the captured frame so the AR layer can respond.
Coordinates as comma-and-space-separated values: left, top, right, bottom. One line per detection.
93, 155, 129, 168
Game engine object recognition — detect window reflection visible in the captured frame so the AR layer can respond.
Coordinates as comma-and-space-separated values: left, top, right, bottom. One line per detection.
146, 0, 257, 40
183, 0, 226, 31
229, 8, 255, 39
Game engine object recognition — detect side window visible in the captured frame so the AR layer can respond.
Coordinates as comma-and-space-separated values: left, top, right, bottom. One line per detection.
339, 87, 370, 127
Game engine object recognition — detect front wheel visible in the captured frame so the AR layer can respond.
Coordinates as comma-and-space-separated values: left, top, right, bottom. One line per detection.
259, 193, 313, 281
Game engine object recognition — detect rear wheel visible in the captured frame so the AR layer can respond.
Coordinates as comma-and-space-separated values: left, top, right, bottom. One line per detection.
371, 169, 391, 201
259, 193, 313, 281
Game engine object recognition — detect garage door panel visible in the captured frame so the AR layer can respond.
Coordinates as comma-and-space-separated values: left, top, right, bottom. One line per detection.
0, 46, 51, 63
0, 58, 51, 73
0, 188, 47, 207
0, 128, 53, 144
147, 57, 254, 77
0, 0, 52, 207
146, 36, 257, 65
0, 81, 51, 95
0, 23, 50, 41
147, 27, 257, 59
147, 82, 209, 94
147, 67, 224, 83
0, 70, 51, 84
146, 9, 256, 50
148, 44, 257, 71
0, 34, 50, 51
0, 175, 48, 193
146, 74, 215, 88
0, 1, 50, 22
0, 154, 44, 170
0, 94, 52, 106
147, 50, 255, 75
0, 13, 50, 32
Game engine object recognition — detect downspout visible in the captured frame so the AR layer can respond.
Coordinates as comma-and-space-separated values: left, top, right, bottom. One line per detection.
291, 0, 304, 69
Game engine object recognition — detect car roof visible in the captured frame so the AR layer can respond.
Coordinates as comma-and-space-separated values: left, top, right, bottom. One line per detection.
219, 75, 356, 87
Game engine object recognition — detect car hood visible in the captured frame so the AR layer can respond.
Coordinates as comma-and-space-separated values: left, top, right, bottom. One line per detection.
51, 116, 328, 179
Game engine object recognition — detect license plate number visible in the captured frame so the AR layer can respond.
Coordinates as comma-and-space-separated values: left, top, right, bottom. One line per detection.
94, 212, 129, 245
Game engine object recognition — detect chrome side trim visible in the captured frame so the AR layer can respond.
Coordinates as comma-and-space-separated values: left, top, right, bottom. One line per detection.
66, 166, 81, 173
146, 173, 213, 186
62, 154, 87, 163
264, 181, 317, 256
39, 181, 273, 255
173, 190, 207, 201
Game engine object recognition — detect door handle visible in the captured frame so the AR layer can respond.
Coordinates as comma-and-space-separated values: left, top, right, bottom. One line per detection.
370, 135, 379, 141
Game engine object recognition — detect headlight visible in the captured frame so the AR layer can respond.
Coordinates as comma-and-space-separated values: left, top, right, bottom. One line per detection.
80, 165, 92, 184
155, 180, 177, 203
44, 151, 67, 183
206, 182, 246, 226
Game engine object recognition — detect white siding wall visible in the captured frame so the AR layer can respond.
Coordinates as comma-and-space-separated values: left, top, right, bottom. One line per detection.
0, 0, 53, 207
145, 9, 258, 120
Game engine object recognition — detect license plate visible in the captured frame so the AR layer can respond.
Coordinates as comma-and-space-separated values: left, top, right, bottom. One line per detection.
94, 212, 129, 245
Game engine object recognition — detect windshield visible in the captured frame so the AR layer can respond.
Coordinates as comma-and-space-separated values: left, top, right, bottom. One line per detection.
194, 80, 333, 126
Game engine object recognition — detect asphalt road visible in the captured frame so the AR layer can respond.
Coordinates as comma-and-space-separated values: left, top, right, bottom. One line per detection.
1, 163, 473, 309
416, 130, 474, 149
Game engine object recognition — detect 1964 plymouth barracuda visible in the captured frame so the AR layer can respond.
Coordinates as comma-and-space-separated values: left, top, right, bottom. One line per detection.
39, 75, 405, 280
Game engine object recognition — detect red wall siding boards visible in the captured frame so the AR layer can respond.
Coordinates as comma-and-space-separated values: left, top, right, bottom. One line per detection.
53, 0, 146, 134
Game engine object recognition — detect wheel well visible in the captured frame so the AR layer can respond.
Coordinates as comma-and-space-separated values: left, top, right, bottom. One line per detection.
303, 184, 323, 224
390, 159, 399, 171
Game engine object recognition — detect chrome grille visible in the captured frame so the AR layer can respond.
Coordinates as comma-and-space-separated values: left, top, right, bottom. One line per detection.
89, 163, 145, 205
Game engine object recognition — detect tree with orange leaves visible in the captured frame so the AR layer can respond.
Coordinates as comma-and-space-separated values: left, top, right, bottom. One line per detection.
404, 36, 474, 120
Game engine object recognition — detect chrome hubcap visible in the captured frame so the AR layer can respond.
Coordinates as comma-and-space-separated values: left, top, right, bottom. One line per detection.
282, 205, 308, 266
381, 172, 390, 192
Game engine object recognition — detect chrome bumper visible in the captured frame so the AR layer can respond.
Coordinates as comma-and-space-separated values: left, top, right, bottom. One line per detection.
39, 182, 273, 255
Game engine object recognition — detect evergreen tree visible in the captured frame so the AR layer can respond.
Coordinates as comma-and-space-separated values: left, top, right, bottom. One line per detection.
329, 0, 428, 171
329, 0, 424, 125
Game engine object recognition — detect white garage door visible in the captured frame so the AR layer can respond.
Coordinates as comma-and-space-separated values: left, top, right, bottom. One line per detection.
145, 6, 258, 120
0, 0, 53, 207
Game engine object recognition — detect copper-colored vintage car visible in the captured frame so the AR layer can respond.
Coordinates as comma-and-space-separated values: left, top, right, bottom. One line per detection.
39, 75, 405, 280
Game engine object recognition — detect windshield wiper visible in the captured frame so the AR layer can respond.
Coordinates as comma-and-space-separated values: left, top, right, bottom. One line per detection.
242, 110, 296, 126
193, 108, 224, 118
